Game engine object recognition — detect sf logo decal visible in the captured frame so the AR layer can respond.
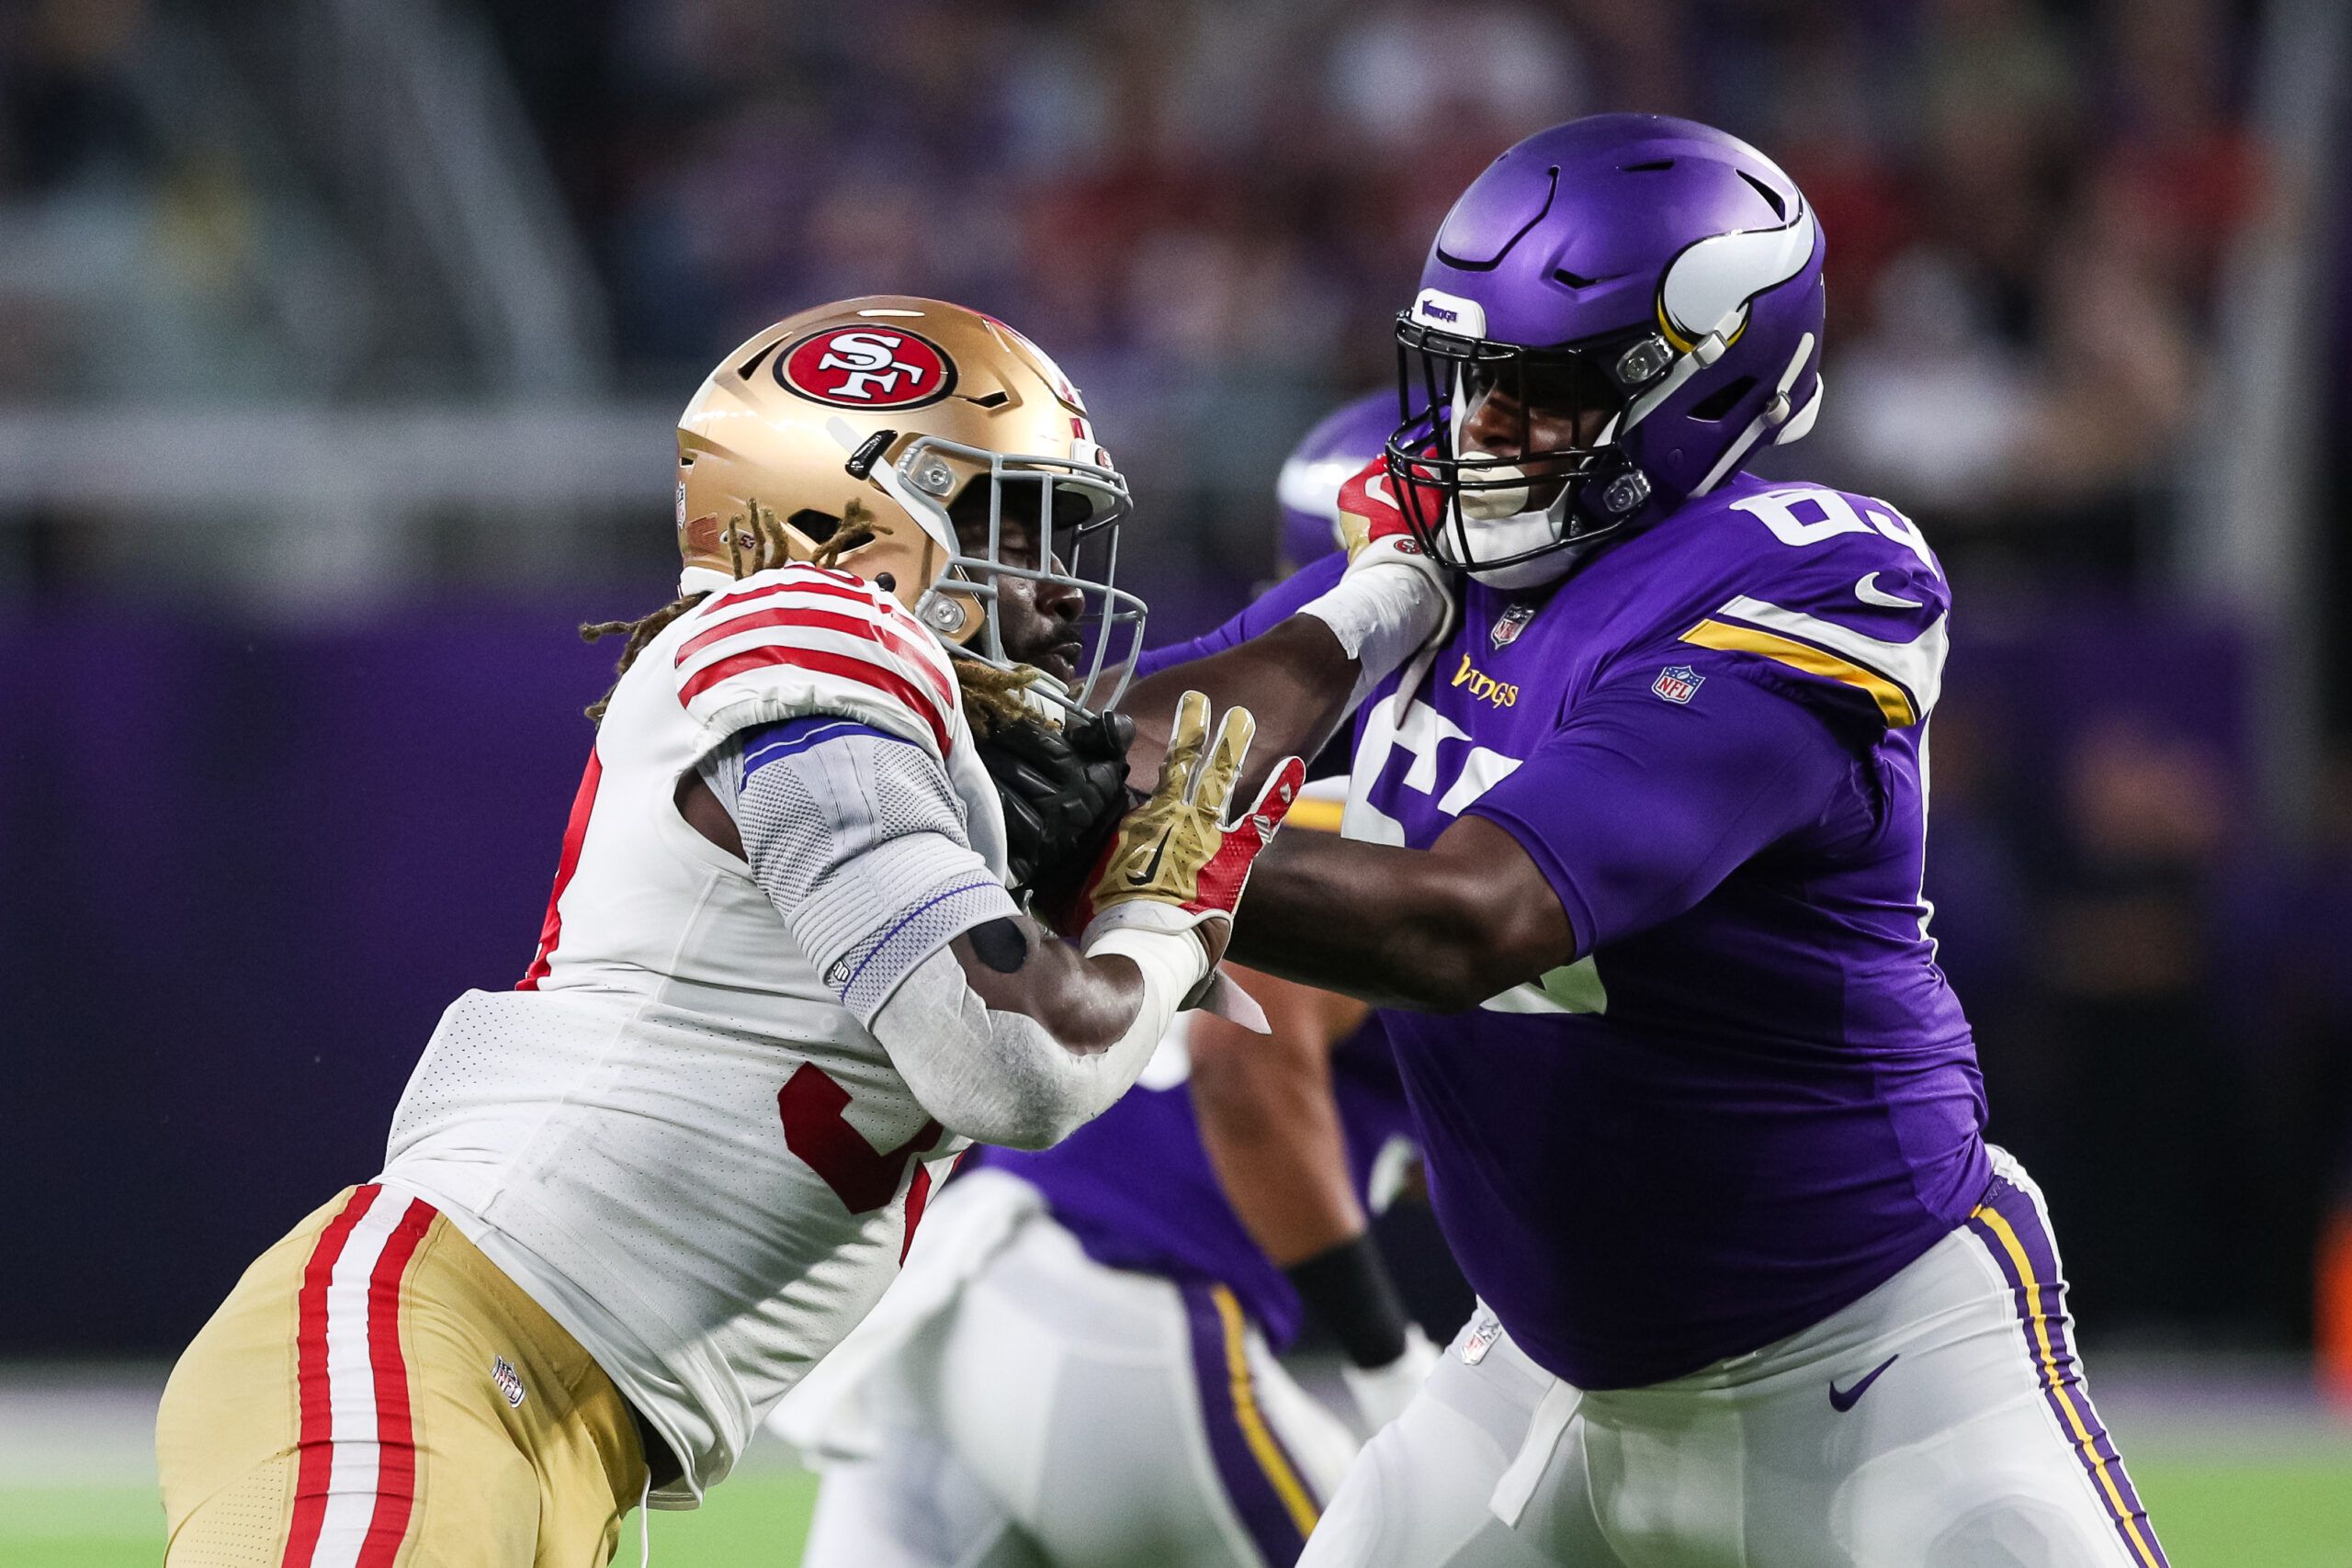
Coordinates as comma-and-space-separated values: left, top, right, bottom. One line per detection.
780, 327, 958, 409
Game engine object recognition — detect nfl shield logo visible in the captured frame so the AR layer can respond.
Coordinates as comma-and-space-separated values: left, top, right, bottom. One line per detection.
1490, 602, 1535, 649
1652, 664, 1704, 705
492, 1355, 527, 1407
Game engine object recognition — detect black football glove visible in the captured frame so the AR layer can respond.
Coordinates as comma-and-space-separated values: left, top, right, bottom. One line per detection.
979, 706, 1139, 903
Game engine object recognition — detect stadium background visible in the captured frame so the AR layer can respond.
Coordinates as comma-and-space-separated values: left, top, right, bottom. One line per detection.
3, 0, 2348, 1561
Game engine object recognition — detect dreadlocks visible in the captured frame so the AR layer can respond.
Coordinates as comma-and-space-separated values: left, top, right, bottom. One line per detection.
582, 592, 707, 722
583, 499, 1050, 739
952, 659, 1042, 738
581, 496, 795, 720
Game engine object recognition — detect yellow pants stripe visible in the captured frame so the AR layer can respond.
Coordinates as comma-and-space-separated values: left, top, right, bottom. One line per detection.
1210, 1283, 1321, 1540
1971, 1202, 2164, 1568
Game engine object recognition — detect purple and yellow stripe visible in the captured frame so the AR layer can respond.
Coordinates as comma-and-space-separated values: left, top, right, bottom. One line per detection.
1181, 1281, 1319, 1566
1966, 1177, 2168, 1568
1680, 617, 1917, 725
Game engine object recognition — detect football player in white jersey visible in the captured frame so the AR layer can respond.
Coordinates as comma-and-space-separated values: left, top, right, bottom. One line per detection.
154, 297, 1303, 1568
774, 395, 1441, 1568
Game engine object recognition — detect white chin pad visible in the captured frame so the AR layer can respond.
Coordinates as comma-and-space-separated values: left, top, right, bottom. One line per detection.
1460, 506, 1577, 591
1458, 465, 1533, 522
1439, 491, 1571, 587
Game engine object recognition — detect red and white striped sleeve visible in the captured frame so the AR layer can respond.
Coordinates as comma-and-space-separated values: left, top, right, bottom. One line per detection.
672, 565, 964, 756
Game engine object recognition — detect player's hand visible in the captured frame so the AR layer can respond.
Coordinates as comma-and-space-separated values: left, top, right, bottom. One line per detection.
978, 705, 1138, 902
1300, 457, 1456, 668
1078, 691, 1304, 986
1337, 456, 1449, 599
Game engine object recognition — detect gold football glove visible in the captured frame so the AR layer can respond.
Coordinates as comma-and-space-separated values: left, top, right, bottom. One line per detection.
1080, 691, 1304, 942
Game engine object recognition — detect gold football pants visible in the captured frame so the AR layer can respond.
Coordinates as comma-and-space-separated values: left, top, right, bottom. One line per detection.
157, 1184, 650, 1568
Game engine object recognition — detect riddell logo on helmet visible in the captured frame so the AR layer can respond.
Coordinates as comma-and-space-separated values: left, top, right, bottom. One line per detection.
779, 328, 957, 409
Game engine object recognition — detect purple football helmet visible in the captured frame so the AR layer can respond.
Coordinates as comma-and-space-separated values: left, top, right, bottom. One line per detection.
1388, 114, 1827, 585
1275, 391, 1393, 573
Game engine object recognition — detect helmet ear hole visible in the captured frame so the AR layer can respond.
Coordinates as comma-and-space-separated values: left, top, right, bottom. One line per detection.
1688, 376, 1758, 423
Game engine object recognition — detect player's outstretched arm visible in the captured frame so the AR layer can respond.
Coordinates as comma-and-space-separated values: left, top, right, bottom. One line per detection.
1227, 817, 1577, 1012
876, 692, 1301, 1147
688, 693, 1297, 1149
1121, 457, 1452, 796
1228, 649, 1875, 1011
1119, 616, 1358, 801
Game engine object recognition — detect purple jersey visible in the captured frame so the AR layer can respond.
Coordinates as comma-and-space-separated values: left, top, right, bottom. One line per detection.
1348, 472, 1987, 1389
969, 570, 1409, 1348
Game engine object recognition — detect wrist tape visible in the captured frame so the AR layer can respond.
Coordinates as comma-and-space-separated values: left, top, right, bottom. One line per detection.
1299, 567, 1448, 708
1081, 924, 1205, 1058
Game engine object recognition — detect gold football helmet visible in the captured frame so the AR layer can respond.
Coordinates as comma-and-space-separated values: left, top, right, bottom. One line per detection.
675, 296, 1144, 709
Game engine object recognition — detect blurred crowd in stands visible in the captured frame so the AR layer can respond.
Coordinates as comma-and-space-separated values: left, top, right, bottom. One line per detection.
0, 0, 306, 398
0, 0, 2276, 568
6, 0, 2350, 1360
537, 0, 2262, 574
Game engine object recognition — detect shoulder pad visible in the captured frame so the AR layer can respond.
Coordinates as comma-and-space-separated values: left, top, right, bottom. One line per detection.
1679, 483, 1949, 728
670, 564, 962, 754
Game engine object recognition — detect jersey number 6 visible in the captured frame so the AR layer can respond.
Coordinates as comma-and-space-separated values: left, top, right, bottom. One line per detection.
777, 1063, 944, 1214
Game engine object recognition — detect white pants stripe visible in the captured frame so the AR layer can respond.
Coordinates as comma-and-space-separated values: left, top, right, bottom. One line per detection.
286, 1183, 435, 1568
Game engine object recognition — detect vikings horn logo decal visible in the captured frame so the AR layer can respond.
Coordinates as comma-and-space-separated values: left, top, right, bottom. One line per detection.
779, 327, 958, 410
1654, 196, 1818, 355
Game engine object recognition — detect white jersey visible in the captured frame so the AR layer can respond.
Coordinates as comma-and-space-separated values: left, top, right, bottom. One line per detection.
379, 563, 1009, 1503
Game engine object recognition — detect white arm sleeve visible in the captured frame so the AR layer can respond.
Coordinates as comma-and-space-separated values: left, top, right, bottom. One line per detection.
865, 925, 1197, 1150
714, 720, 1199, 1147
717, 720, 1017, 1021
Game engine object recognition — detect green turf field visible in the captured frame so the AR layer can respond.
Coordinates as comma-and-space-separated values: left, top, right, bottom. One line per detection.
18, 1446, 2351, 1566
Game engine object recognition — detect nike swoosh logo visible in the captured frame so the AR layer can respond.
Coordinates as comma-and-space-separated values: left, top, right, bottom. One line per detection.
1855, 571, 1923, 609
1125, 830, 1173, 887
1828, 1352, 1900, 1412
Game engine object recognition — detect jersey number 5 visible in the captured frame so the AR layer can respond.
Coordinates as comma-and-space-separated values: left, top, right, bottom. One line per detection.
777, 1063, 943, 1214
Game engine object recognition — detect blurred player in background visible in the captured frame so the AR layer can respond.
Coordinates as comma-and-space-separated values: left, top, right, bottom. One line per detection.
779, 392, 1441, 1568
153, 298, 1298, 1567
1091, 118, 2170, 1567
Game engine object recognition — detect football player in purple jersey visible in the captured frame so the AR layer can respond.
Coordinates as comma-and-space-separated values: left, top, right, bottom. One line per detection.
1101, 116, 2170, 1568
776, 397, 1443, 1568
